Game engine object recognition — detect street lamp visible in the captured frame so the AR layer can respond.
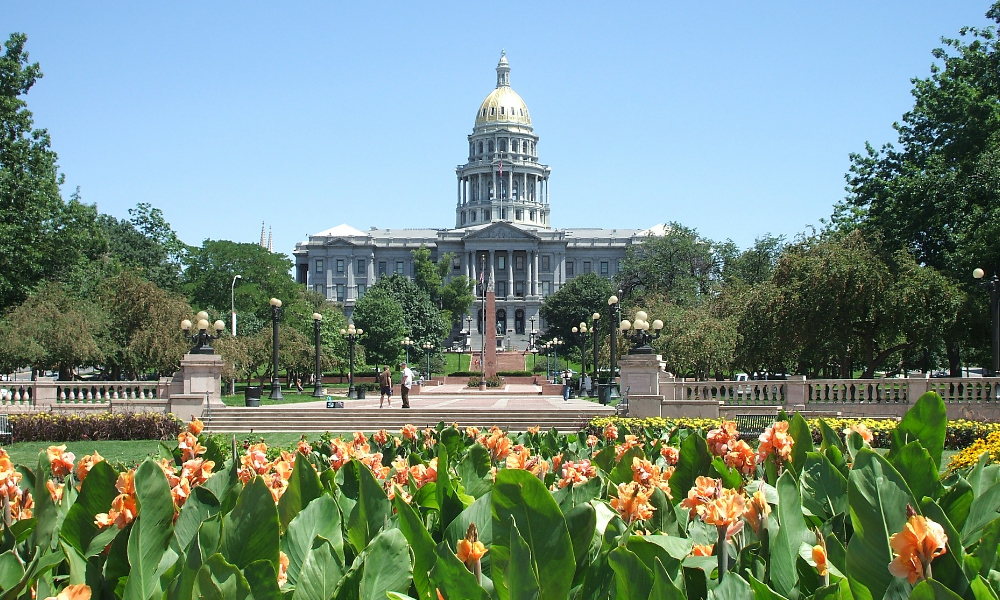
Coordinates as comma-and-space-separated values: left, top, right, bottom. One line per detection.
269, 298, 283, 400
312, 313, 324, 397
180, 311, 226, 354
607, 292, 622, 401
230, 275, 242, 337
465, 315, 474, 369
528, 316, 537, 351
572, 322, 589, 375
401, 336, 414, 363
619, 310, 664, 354
340, 323, 364, 398
974, 268, 1000, 376
422, 342, 434, 380
591, 312, 600, 396
531, 346, 538, 371
551, 337, 563, 382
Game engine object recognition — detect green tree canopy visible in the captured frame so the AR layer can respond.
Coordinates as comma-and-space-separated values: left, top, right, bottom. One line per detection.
368, 274, 450, 347
411, 246, 474, 325
351, 287, 406, 367
539, 273, 614, 344
616, 223, 721, 305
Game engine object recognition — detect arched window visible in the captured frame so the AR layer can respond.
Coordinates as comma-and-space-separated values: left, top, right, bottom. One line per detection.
478, 141, 483, 154
512, 180, 519, 201
499, 139, 507, 152
515, 309, 525, 334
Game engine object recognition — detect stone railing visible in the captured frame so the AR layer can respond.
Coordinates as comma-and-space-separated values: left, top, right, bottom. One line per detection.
1, 379, 170, 412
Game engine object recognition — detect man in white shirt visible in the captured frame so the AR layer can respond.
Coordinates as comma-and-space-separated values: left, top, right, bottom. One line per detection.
400, 362, 414, 408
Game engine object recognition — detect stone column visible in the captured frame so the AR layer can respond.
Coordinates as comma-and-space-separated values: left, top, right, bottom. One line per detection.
526, 253, 533, 297
326, 267, 333, 300
507, 250, 514, 299
346, 253, 355, 300
489, 250, 495, 289
484, 291, 498, 377
169, 353, 226, 419
533, 251, 540, 297
457, 177, 461, 206
367, 252, 375, 283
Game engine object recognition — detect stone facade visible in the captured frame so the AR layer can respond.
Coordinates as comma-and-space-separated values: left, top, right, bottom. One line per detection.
293, 52, 664, 350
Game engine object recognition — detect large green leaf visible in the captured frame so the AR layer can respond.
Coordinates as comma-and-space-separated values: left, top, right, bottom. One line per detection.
970, 575, 1000, 600
60, 460, 118, 556
608, 546, 654, 600
0, 550, 24, 591
437, 443, 465, 533
938, 477, 973, 532
344, 460, 390, 553
282, 495, 344, 588
173, 486, 220, 555
712, 572, 751, 600
669, 433, 713, 503
564, 502, 597, 577
787, 412, 815, 475
428, 541, 490, 600
507, 523, 541, 600
609, 446, 646, 486
771, 470, 808, 597
458, 444, 493, 499
220, 476, 280, 571
358, 529, 412, 600
909, 578, 964, 599
278, 452, 323, 531
650, 558, 686, 600
971, 517, 1000, 577
711, 457, 743, 490
888, 391, 946, 471
123, 459, 176, 600
889, 442, 942, 503
245, 559, 281, 600
846, 448, 917, 600
800, 452, 848, 521
291, 537, 346, 600
194, 553, 253, 600
962, 481, 1000, 545
749, 574, 791, 599
492, 468, 575, 600
395, 493, 438, 600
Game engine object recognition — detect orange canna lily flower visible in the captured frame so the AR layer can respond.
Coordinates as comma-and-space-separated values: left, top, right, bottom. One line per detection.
44, 583, 91, 600
373, 429, 389, 445
188, 418, 204, 436
328, 438, 352, 471
46, 480, 65, 504
757, 421, 794, 463
706, 420, 739, 456
95, 493, 138, 529
558, 459, 597, 488
615, 435, 643, 460
156, 458, 180, 488
844, 423, 873, 444
181, 458, 215, 486
660, 445, 679, 465
679, 476, 719, 518
611, 481, 655, 525
586, 434, 599, 448
700, 488, 747, 533
171, 477, 192, 508
604, 423, 618, 441
277, 551, 289, 587
177, 432, 207, 462
745, 489, 771, 535
401, 424, 418, 441
436, 590, 446, 600
527, 426, 540, 434
466, 426, 480, 439
456, 539, 489, 565
888, 512, 948, 584
115, 470, 136, 495
74, 451, 104, 483
812, 544, 829, 577
724, 439, 757, 476
46, 445, 76, 478
691, 543, 714, 557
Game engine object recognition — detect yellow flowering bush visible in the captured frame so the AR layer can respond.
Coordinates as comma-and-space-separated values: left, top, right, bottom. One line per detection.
947, 430, 1000, 471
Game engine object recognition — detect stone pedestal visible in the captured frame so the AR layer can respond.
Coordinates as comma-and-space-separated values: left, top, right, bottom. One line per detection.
169, 353, 226, 419
618, 353, 664, 396
484, 291, 498, 378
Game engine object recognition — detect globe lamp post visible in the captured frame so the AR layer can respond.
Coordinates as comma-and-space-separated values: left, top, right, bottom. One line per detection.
340, 324, 364, 398
401, 337, 414, 363
607, 292, 621, 401
974, 268, 1000, 376
312, 313, 324, 398
269, 298, 283, 400
422, 342, 434, 380
180, 311, 226, 355
591, 312, 600, 397
619, 310, 664, 354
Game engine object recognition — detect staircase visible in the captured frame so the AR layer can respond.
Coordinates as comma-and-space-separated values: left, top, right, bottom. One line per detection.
203, 404, 612, 434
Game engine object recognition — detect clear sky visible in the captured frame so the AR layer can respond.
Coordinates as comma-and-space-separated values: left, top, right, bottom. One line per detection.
4, 2, 996, 255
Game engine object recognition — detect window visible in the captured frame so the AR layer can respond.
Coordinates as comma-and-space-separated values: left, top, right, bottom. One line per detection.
541, 281, 552, 296
315, 259, 323, 273
314, 284, 324, 295
490, 107, 495, 116
500, 139, 507, 151
500, 106, 505, 115
497, 281, 507, 298
515, 309, 525, 333
541, 255, 551, 272
483, 209, 489, 221
297, 264, 308, 284
515, 255, 524, 271
515, 209, 522, 220
470, 211, 476, 223
515, 281, 524, 297
356, 284, 366, 298
336, 259, 344, 274
395, 261, 404, 275
336, 284, 345, 302
497, 255, 506, 270
453, 257, 461, 271
356, 259, 365, 275
566, 261, 575, 276
478, 141, 483, 153
529, 210, 535, 221
461, 212, 467, 225
583, 261, 592, 274
378, 261, 387, 276
601, 261, 609, 275
489, 140, 494, 152
512, 139, 519, 152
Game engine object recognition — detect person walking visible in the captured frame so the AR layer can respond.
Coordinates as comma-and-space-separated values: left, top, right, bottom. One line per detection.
400, 362, 414, 408
378, 365, 393, 408
561, 369, 571, 401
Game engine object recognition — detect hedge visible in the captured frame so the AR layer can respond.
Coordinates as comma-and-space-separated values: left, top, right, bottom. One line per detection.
8, 411, 183, 442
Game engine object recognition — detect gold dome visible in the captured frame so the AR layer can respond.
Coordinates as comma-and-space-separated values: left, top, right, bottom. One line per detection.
474, 51, 532, 128
475, 86, 532, 127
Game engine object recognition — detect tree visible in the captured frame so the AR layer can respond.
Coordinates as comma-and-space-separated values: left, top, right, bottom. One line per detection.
369, 274, 450, 346
722, 234, 786, 286
0, 282, 105, 379
616, 223, 721, 305
96, 203, 186, 291
650, 301, 737, 380
411, 246, 474, 325
351, 287, 406, 367
539, 273, 614, 343
98, 272, 191, 379
182, 240, 299, 327
0, 34, 107, 311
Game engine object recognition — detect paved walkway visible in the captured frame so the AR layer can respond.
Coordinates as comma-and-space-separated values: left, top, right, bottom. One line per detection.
259, 387, 602, 411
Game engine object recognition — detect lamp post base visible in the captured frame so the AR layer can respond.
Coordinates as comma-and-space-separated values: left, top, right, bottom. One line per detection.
347, 386, 356, 399
312, 385, 325, 398
269, 378, 284, 400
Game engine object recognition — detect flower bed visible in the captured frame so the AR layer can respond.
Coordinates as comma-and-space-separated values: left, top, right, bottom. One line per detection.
0, 392, 996, 599
7, 411, 182, 442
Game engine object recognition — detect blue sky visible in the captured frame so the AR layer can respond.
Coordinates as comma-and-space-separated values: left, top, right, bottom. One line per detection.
4, 2, 996, 254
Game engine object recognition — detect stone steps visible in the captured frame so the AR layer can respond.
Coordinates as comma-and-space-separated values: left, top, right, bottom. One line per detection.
203, 407, 610, 433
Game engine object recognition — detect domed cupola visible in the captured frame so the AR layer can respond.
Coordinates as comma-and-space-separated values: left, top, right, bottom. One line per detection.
455, 51, 551, 230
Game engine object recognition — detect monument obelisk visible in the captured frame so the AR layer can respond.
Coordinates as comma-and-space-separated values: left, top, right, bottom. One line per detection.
483, 266, 498, 379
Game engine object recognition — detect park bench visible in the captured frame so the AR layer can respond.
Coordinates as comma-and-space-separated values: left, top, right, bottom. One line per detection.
0, 414, 11, 444
734, 413, 775, 442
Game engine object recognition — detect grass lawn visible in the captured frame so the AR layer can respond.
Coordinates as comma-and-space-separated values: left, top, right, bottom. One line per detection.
221, 393, 331, 407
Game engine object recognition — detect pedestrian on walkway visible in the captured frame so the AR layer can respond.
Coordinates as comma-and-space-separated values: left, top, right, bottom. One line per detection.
561, 369, 571, 401
378, 365, 393, 408
400, 362, 414, 408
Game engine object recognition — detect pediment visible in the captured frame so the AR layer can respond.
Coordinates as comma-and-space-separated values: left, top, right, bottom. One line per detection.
322, 237, 363, 247
462, 222, 540, 241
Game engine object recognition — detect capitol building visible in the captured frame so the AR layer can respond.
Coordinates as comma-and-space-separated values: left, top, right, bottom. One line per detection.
294, 52, 663, 350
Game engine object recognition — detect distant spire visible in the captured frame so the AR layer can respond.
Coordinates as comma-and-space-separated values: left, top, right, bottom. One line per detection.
260, 222, 266, 247
496, 50, 510, 88
267, 227, 273, 252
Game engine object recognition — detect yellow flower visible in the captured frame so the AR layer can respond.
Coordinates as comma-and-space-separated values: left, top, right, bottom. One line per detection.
812, 544, 828, 577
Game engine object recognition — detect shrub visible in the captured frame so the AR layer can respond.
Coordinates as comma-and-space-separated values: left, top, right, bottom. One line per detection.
449, 370, 480, 377
467, 375, 504, 388
8, 411, 182, 442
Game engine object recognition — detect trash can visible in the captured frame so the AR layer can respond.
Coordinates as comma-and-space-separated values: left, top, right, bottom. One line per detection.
244, 386, 262, 407
357, 386, 366, 399
597, 383, 610, 405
